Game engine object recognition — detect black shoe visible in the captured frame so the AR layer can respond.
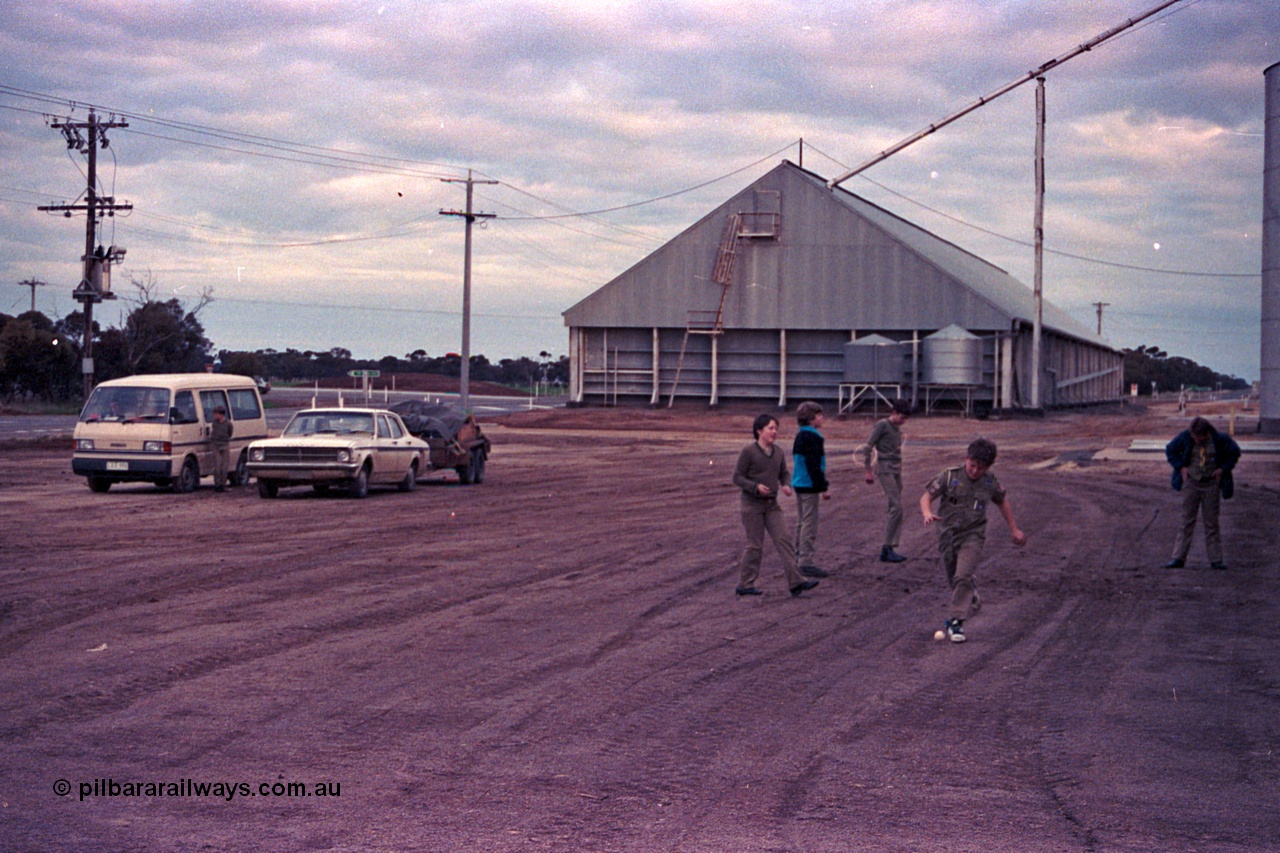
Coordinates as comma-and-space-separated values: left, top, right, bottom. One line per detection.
1210, 561, 1227, 570
800, 565, 829, 578
1164, 558, 1185, 569
735, 586, 763, 596
880, 546, 907, 563
790, 580, 819, 597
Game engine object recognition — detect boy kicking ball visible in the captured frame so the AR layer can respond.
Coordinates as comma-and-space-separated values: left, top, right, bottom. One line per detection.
919, 438, 1027, 643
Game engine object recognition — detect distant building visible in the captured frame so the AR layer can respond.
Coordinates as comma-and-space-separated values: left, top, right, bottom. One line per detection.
563, 160, 1122, 410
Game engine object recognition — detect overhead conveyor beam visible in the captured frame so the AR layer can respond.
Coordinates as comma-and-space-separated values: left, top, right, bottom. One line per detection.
826, 0, 1185, 190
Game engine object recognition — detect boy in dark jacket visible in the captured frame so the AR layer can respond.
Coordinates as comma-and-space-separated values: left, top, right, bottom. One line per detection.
791, 401, 830, 578
1164, 416, 1241, 570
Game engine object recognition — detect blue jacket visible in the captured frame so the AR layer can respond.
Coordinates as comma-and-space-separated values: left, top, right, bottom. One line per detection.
792, 426, 828, 493
1165, 427, 1241, 499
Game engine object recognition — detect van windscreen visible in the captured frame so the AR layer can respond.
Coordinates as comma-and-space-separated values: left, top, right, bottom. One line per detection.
81, 387, 171, 423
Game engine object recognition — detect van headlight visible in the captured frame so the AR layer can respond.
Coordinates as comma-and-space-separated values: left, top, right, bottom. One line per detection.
143, 441, 171, 453
336, 449, 352, 463
76, 439, 94, 451
250, 448, 264, 462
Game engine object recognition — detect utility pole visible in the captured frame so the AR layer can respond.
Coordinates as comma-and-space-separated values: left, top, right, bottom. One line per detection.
439, 169, 496, 411
1092, 301, 1111, 336
15, 278, 48, 313
1031, 77, 1046, 411
39, 110, 132, 400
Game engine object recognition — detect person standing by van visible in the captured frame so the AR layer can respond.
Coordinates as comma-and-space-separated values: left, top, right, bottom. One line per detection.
211, 406, 234, 492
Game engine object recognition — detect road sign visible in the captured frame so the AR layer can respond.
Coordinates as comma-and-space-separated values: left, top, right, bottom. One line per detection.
348, 370, 381, 378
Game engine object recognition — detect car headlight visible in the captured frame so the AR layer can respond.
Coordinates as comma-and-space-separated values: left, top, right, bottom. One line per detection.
143, 440, 171, 453
76, 439, 94, 451
250, 448, 264, 461
336, 449, 352, 463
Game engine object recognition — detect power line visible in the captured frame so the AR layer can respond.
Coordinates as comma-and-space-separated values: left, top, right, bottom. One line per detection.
803, 141, 1258, 280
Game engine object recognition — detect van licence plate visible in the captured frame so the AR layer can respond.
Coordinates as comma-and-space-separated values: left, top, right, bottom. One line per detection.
106, 461, 129, 471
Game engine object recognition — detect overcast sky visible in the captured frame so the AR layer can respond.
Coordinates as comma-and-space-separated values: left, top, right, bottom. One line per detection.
1, 0, 1274, 381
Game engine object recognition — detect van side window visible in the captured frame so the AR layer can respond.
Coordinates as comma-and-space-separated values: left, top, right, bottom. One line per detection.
227, 388, 262, 420
199, 390, 229, 422
173, 391, 199, 424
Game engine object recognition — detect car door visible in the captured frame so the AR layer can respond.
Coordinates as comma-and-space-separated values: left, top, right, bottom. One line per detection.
374, 414, 400, 483
386, 414, 419, 477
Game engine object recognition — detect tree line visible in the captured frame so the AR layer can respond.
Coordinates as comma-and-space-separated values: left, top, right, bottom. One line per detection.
1121, 345, 1249, 395
0, 276, 1251, 404
0, 274, 567, 403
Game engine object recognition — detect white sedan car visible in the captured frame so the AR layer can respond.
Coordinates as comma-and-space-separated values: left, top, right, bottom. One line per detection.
246, 408, 429, 498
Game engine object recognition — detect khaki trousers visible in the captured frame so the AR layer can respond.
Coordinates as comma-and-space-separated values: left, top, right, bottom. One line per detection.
942, 535, 984, 621
794, 492, 822, 568
877, 461, 904, 549
212, 444, 231, 488
739, 498, 803, 590
1171, 479, 1222, 563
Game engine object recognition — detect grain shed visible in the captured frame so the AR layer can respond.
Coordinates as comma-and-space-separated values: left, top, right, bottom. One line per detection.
563, 160, 1122, 410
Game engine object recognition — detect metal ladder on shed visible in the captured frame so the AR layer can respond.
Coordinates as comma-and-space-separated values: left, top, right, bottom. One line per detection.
667, 213, 742, 407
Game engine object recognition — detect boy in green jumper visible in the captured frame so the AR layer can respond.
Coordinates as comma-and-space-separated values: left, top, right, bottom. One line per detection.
919, 438, 1026, 643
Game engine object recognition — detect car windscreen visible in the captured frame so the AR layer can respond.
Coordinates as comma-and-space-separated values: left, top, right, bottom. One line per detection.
282, 411, 375, 436
80, 386, 171, 422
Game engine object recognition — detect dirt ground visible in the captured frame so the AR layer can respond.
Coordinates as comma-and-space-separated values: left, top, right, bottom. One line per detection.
1, 399, 1278, 852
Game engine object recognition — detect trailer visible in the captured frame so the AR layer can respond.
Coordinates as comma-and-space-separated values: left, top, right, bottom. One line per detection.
389, 400, 491, 484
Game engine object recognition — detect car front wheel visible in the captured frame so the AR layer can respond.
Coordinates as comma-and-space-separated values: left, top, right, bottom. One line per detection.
348, 466, 369, 499
87, 476, 112, 493
257, 479, 279, 499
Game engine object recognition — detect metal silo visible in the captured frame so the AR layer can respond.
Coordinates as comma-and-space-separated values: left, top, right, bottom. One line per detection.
922, 324, 982, 386
1263, 61, 1280, 434
843, 334, 909, 383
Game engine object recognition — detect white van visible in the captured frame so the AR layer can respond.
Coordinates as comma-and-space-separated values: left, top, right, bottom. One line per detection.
72, 373, 269, 493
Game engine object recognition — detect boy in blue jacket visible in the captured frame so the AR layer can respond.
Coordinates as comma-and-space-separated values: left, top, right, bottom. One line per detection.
1164, 416, 1241, 570
792, 401, 831, 578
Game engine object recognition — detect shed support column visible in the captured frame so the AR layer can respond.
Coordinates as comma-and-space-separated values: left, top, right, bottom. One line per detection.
650, 327, 661, 406
569, 327, 583, 404
778, 329, 788, 408
911, 330, 919, 407
710, 335, 720, 407
1001, 334, 1014, 409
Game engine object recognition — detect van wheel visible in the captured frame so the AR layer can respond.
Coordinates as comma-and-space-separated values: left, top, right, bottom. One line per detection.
87, 476, 112, 493
348, 466, 369, 499
174, 458, 199, 493
231, 452, 249, 486
258, 479, 279, 499
398, 463, 417, 492
472, 449, 486, 485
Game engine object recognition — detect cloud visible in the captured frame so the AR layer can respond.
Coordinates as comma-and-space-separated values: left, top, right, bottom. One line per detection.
0, 0, 1272, 380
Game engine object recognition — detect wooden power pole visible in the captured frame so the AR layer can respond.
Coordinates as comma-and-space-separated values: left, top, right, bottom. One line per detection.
39, 110, 132, 399
440, 170, 496, 412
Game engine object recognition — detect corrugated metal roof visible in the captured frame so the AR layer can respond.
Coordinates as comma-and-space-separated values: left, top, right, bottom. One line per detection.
565, 161, 1113, 350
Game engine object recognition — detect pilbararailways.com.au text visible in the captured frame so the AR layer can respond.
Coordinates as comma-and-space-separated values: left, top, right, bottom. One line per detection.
54, 778, 341, 802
